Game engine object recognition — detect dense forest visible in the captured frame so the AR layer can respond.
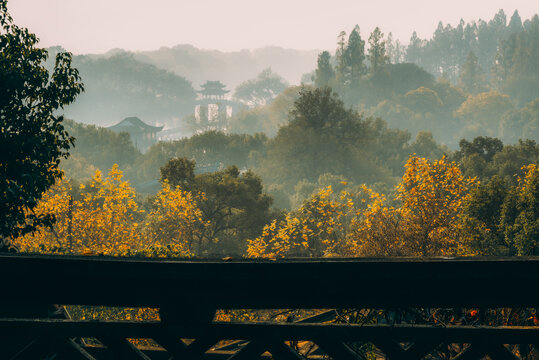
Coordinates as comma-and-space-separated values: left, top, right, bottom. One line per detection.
2, 3, 538, 358
2, 6, 538, 258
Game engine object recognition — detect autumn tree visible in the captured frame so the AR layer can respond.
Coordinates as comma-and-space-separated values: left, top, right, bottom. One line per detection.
395, 156, 477, 256
249, 156, 477, 258
0, 2, 83, 247
247, 186, 358, 258
161, 158, 273, 255
145, 182, 206, 256
15, 166, 143, 255
349, 156, 477, 257
14, 164, 202, 257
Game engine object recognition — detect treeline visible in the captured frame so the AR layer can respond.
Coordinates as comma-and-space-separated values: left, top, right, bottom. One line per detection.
311, 12, 538, 146
63, 86, 538, 208
14, 8, 538, 258
49, 49, 197, 126
37, 86, 537, 257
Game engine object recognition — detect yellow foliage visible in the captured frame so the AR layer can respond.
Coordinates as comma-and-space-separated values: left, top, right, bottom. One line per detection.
145, 181, 208, 256
351, 156, 477, 256
14, 165, 201, 258
247, 186, 358, 258
248, 156, 477, 258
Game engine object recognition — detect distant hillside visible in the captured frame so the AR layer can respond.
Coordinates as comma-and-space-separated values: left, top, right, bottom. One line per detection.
133, 45, 320, 90
55, 45, 319, 127
62, 52, 196, 127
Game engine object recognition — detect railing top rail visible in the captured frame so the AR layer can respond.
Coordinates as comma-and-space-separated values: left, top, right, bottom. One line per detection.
1, 254, 538, 309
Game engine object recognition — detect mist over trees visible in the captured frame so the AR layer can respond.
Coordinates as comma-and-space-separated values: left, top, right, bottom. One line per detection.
61, 52, 196, 127
3, 0, 538, 258
304, 11, 539, 147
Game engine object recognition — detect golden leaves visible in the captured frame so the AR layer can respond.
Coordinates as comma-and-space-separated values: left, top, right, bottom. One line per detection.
14, 165, 204, 258
248, 155, 478, 259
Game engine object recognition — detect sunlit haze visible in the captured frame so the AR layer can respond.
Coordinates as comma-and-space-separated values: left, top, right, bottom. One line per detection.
10, 0, 538, 54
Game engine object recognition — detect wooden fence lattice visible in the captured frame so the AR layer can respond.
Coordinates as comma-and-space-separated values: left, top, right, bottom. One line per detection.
0, 254, 538, 359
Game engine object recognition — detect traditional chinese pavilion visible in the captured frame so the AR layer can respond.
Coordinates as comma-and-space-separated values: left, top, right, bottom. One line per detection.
107, 116, 163, 153
195, 81, 232, 132
197, 80, 230, 101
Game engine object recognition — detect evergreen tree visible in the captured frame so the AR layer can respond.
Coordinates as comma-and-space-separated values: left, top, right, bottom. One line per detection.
493, 15, 539, 105
458, 51, 488, 94
313, 51, 335, 88
405, 31, 424, 64
508, 10, 523, 34
335, 31, 347, 86
344, 25, 366, 87
385, 32, 395, 64
368, 27, 388, 73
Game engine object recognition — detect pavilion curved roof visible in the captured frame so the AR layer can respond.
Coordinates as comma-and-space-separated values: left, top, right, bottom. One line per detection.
107, 117, 163, 133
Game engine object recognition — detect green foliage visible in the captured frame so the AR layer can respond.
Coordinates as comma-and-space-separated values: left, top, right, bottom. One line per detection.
500, 98, 539, 143
462, 164, 539, 256
455, 137, 539, 182
371, 63, 435, 98
455, 136, 504, 163
492, 15, 539, 105
458, 51, 489, 94
403, 87, 443, 113
460, 176, 509, 255
161, 159, 273, 255
368, 27, 388, 73
343, 26, 366, 88
159, 157, 195, 188
260, 87, 409, 190
233, 68, 288, 107
66, 52, 196, 125
313, 51, 335, 88
500, 165, 539, 255
0, 3, 83, 244
404, 10, 515, 82
229, 86, 304, 136
409, 131, 447, 160
455, 91, 515, 139
61, 120, 141, 180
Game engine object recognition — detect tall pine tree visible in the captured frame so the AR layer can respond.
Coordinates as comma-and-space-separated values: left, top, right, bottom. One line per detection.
458, 51, 488, 94
368, 27, 388, 73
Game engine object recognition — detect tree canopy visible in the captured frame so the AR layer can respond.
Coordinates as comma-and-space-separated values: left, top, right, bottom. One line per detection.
0, 3, 83, 246
233, 68, 288, 107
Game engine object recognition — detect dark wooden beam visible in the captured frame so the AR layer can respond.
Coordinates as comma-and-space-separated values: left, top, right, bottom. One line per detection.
1, 255, 538, 309
1, 320, 538, 344
98, 337, 151, 360
313, 337, 366, 360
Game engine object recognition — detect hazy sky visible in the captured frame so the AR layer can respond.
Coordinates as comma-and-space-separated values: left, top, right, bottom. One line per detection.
9, 0, 538, 54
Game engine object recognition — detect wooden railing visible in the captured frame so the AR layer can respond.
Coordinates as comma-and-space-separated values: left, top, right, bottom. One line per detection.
0, 254, 538, 359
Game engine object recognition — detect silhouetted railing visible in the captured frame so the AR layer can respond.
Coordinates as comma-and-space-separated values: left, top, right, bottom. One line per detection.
1, 254, 538, 359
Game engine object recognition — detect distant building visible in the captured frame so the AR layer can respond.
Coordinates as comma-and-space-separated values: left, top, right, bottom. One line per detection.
107, 116, 163, 153
198, 80, 230, 101
195, 81, 233, 132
